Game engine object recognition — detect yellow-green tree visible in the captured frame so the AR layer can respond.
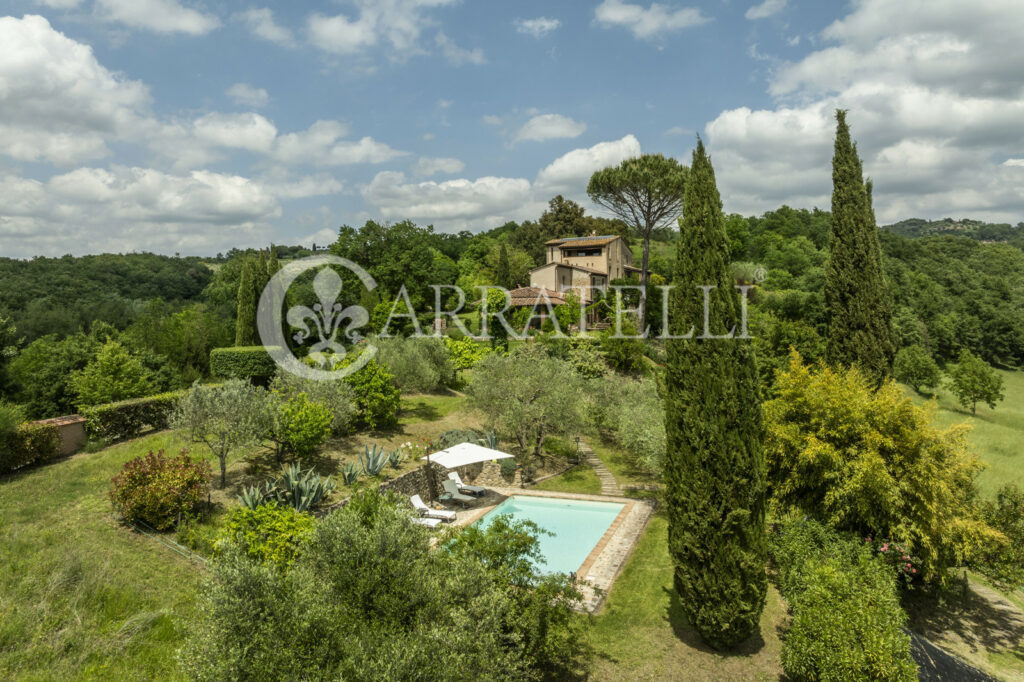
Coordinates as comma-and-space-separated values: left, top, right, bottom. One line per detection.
764, 351, 1000, 581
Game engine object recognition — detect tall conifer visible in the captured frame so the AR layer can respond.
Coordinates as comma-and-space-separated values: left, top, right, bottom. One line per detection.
825, 110, 894, 385
495, 243, 512, 289
663, 139, 767, 649
267, 244, 281, 278
235, 260, 257, 346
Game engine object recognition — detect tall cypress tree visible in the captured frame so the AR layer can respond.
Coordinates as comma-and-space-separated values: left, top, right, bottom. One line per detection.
825, 110, 894, 385
235, 260, 257, 346
495, 243, 512, 289
663, 139, 767, 649
267, 244, 281, 278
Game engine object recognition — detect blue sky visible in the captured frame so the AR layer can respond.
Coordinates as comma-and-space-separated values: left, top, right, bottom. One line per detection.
1, 0, 1023, 257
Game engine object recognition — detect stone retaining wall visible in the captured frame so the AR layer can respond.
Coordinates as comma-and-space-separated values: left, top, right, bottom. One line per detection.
378, 462, 448, 501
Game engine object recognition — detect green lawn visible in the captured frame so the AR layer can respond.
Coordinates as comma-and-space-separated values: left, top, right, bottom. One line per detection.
0, 431, 204, 680
904, 368, 1024, 496
591, 513, 785, 681
531, 464, 602, 495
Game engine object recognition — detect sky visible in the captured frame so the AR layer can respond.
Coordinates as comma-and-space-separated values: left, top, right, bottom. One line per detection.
0, 0, 1023, 258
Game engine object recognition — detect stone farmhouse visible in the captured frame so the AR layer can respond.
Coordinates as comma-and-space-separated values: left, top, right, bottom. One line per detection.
507, 234, 638, 323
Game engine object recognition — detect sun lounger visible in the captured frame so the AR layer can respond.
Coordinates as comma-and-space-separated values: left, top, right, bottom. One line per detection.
448, 471, 485, 496
441, 480, 476, 507
410, 494, 457, 521
412, 516, 441, 528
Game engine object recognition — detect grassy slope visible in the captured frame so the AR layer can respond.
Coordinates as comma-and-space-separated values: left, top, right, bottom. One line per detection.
0, 392, 473, 680
0, 431, 203, 680
903, 368, 1024, 497
590, 514, 785, 681
531, 464, 602, 495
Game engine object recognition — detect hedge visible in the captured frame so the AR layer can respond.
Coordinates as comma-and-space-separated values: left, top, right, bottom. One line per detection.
82, 390, 185, 442
771, 520, 917, 681
0, 423, 61, 474
210, 346, 279, 380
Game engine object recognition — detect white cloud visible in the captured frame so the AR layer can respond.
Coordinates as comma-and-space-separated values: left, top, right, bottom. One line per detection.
306, 0, 460, 58
514, 114, 587, 143
422, 132, 436, 140
271, 120, 406, 166
413, 156, 466, 176
535, 135, 642, 190
0, 166, 279, 256
236, 8, 294, 47
594, 0, 710, 40
226, 83, 269, 108
705, 0, 1024, 223
1004, 159, 1024, 167
192, 112, 278, 153
0, 15, 152, 165
94, 0, 220, 35
363, 171, 533, 223
665, 126, 692, 136
745, 0, 787, 20
515, 17, 561, 38
482, 115, 502, 126
360, 136, 643, 230
434, 32, 485, 65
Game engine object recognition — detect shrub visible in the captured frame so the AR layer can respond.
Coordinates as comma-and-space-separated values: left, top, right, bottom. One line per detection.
270, 372, 355, 435
269, 392, 332, 463
893, 344, 941, 394
180, 493, 591, 680
600, 322, 646, 372
209, 346, 279, 381
764, 352, 999, 582
444, 335, 489, 373
374, 336, 455, 393
771, 520, 917, 682
542, 436, 576, 459
81, 390, 185, 442
217, 503, 315, 569
500, 457, 518, 479
70, 341, 155, 408
0, 418, 61, 474
975, 485, 1024, 588
335, 356, 400, 430
109, 450, 211, 530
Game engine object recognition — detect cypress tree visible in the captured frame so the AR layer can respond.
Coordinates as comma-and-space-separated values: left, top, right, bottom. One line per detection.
267, 244, 281, 278
495, 243, 512, 289
235, 260, 257, 346
663, 139, 767, 649
825, 110, 894, 385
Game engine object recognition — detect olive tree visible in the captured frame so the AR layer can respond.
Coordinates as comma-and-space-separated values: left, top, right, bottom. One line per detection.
587, 154, 688, 330
172, 379, 269, 487
467, 346, 583, 462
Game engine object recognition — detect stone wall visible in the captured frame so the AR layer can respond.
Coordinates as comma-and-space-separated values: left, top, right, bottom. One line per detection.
470, 459, 521, 488
378, 462, 448, 501
31, 415, 86, 456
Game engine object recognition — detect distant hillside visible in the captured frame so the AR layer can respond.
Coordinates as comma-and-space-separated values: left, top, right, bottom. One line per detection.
883, 217, 1024, 242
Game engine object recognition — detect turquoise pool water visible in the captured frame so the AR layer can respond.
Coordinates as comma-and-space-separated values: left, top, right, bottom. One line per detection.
475, 496, 625, 574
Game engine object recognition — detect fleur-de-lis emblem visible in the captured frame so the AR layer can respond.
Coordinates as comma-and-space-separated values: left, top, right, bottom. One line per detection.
286, 267, 369, 364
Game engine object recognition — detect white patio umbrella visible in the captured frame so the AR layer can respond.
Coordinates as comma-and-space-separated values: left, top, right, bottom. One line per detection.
421, 441, 513, 469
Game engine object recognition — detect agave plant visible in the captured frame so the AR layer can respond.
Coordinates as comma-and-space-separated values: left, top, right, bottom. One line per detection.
480, 431, 499, 449
387, 449, 404, 469
359, 444, 388, 476
276, 464, 336, 513
238, 484, 266, 510
340, 461, 360, 485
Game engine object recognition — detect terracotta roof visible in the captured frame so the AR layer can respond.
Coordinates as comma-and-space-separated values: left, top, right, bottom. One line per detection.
544, 235, 620, 248
508, 286, 568, 306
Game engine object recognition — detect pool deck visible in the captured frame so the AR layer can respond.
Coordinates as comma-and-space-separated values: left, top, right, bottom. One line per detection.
446, 487, 657, 613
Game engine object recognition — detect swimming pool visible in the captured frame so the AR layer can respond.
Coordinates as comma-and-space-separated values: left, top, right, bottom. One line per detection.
474, 495, 625, 574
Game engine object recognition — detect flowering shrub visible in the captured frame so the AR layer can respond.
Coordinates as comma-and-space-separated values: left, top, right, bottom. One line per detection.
868, 537, 921, 585
109, 450, 211, 530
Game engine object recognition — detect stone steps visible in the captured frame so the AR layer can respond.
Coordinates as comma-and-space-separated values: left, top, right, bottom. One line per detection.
578, 438, 620, 495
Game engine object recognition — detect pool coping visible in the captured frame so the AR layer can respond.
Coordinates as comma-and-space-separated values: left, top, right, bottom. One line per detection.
455, 487, 656, 613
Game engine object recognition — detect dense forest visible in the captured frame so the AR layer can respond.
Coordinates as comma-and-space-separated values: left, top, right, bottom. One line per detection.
1, 200, 1021, 419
